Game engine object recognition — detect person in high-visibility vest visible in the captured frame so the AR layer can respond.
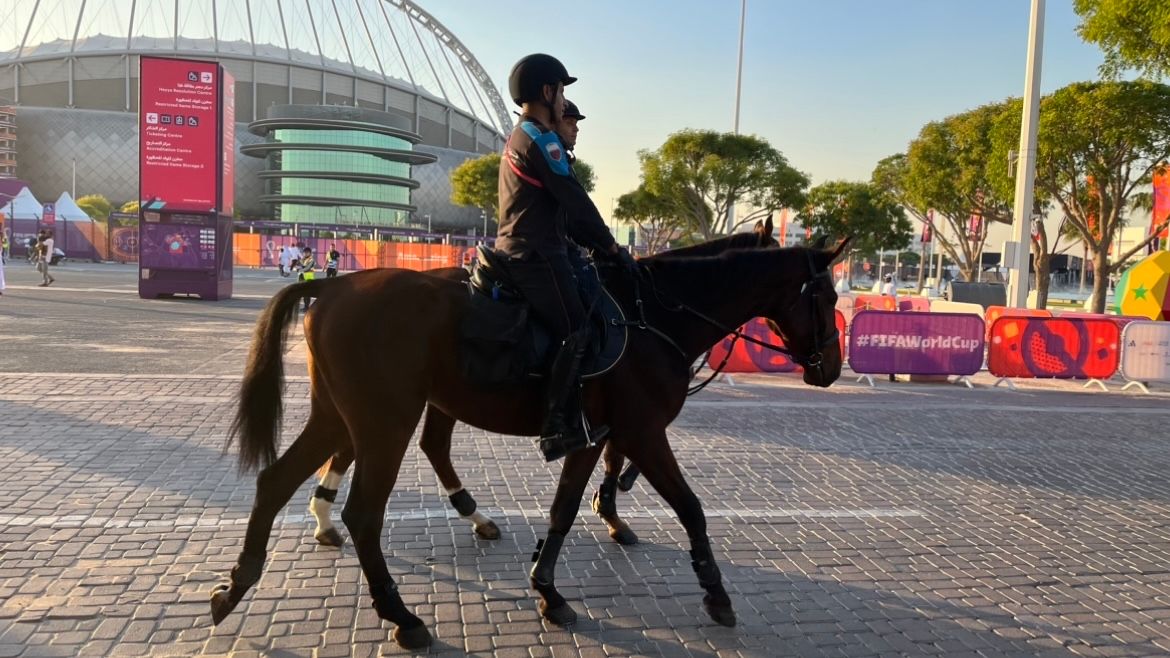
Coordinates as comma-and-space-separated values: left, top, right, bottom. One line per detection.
297, 246, 318, 310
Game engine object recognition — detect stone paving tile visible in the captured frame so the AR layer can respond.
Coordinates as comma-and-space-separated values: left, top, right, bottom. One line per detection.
3, 365, 1170, 656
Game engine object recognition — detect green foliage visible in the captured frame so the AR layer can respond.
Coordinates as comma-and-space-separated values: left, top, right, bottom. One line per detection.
1074, 0, 1170, 79
799, 181, 912, 255
119, 200, 140, 214
991, 80, 1170, 311
75, 194, 112, 221
450, 152, 501, 217
638, 130, 808, 240
614, 184, 679, 254
572, 158, 596, 194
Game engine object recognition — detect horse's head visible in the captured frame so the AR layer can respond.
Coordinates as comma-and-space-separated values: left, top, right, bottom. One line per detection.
763, 236, 851, 388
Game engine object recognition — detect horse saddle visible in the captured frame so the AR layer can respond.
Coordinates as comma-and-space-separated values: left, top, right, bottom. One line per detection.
458, 246, 628, 386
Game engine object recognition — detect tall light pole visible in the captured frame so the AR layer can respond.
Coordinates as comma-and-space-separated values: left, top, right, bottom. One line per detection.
1008, 0, 1046, 308
727, 0, 747, 235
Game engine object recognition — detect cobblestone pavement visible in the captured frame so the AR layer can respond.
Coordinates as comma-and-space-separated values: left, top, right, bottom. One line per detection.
4, 268, 1170, 657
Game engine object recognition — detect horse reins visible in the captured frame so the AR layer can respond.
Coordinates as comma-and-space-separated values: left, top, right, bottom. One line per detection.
612, 251, 840, 393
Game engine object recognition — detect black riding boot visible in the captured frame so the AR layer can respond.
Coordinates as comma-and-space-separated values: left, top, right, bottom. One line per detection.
538, 330, 609, 461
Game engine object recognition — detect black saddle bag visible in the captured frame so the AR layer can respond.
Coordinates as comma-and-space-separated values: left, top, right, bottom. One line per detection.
459, 293, 536, 385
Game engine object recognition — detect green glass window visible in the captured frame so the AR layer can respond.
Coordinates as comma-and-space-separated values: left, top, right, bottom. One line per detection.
273, 128, 413, 151
277, 178, 411, 206
279, 203, 410, 226
280, 150, 411, 179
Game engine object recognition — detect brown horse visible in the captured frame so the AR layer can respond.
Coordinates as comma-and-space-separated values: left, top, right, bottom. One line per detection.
303, 221, 781, 549
211, 239, 848, 650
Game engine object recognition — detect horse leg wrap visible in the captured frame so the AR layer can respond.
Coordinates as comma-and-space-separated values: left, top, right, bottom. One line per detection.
594, 476, 618, 519
690, 542, 722, 588
369, 581, 411, 623
448, 489, 477, 517
529, 532, 565, 587
312, 486, 338, 503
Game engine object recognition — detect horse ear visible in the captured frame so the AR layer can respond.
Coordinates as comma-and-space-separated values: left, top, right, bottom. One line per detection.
764, 215, 774, 236
753, 220, 765, 235
811, 234, 830, 250
830, 237, 853, 264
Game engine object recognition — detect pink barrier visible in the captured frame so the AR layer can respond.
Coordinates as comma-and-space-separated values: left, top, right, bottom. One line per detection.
848, 311, 985, 376
708, 311, 847, 373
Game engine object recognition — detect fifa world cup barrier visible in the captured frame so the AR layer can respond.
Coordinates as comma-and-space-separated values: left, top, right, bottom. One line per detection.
987, 316, 1122, 390
847, 311, 986, 387
1118, 321, 1170, 394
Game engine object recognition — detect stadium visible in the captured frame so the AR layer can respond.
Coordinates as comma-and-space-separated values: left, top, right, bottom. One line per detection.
0, 0, 508, 231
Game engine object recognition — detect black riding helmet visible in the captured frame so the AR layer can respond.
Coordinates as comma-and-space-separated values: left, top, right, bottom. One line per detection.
508, 54, 576, 106
562, 99, 585, 121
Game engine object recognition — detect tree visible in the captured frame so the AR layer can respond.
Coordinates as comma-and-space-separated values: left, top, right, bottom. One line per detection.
993, 81, 1170, 312
898, 102, 1015, 282
614, 184, 680, 255
1074, 0, 1170, 79
572, 158, 596, 193
75, 194, 112, 221
638, 130, 809, 240
450, 152, 501, 222
799, 180, 912, 285
119, 200, 140, 214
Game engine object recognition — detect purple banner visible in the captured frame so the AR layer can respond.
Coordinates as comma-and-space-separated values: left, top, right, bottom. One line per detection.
848, 311, 985, 376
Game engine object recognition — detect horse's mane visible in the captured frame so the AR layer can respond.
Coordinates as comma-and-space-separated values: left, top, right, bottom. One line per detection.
643, 232, 764, 262
642, 246, 812, 292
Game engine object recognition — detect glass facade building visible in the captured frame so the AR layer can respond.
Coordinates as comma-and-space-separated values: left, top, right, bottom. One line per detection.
244, 105, 438, 227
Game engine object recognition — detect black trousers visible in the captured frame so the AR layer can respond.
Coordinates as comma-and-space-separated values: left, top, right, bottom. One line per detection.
506, 250, 584, 341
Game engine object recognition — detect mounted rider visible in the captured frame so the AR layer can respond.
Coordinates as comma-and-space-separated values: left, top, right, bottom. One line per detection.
496, 53, 638, 461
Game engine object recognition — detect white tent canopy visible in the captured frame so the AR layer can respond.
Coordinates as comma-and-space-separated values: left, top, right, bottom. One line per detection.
54, 192, 94, 222
0, 187, 44, 220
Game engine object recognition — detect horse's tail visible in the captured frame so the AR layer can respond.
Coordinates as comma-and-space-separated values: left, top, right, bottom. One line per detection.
228, 277, 330, 473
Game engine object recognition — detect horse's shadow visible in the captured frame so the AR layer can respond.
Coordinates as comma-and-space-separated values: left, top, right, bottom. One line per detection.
242, 503, 1147, 657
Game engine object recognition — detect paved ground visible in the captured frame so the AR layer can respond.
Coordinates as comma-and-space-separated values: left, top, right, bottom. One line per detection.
3, 263, 1170, 657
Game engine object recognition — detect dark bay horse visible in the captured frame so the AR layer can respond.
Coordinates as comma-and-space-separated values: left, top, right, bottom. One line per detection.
304, 221, 781, 549
211, 240, 848, 650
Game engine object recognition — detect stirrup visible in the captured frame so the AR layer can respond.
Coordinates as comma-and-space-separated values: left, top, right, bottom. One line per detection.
538, 414, 609, 462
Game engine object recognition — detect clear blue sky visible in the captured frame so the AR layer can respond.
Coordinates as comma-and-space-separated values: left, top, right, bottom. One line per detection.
426, 0, 1106, 221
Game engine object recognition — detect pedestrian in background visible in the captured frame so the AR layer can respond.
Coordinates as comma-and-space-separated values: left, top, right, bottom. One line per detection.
37, 231, 55, 287
325, 243, 340, 278
297, 246, 318, 311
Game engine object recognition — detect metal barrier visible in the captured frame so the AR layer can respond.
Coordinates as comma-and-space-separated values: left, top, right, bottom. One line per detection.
848, 311, 985, 387
1119, 321, 1170, 393
988, 316, 1121, 390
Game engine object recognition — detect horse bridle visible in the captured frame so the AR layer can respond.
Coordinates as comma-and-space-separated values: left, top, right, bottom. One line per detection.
616, 251, 840, 392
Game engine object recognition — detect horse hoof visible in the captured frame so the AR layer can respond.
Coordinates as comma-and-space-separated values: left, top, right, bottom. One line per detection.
703, 599, 737, 628
473, 521, 501, 540
314, 528, 346, 547
209, 585, 237, 624
539, 601, 577, 626
392, 622, 432, 650
608, 524, 638, 546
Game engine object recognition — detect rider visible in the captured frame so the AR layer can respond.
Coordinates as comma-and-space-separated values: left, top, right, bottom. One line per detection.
497, 53, 638, 461
556, 99, 598, 296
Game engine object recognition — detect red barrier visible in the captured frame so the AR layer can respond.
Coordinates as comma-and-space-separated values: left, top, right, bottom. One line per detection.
988, 316, 1121, 380
707, 311, 847, 373
854, 294, 897, 312
1053, 311, 1143, 331
984, 305, 1052, 341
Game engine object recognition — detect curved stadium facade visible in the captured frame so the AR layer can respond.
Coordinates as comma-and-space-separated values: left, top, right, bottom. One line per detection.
0, 0, 507, 230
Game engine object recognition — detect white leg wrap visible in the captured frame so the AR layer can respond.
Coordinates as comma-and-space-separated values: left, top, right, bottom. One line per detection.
310, 472, 343, 531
